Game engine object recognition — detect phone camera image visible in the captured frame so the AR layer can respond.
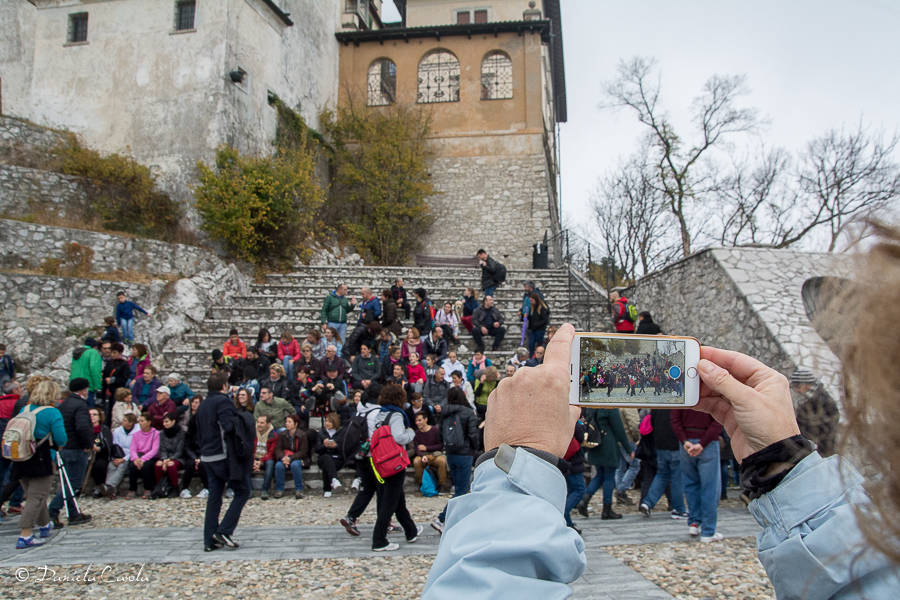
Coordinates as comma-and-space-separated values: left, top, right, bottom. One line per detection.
579, 337, 687, 405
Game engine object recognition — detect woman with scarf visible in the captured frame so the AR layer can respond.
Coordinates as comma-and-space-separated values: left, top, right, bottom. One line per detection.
87, 407, 113, 497
154, 412, 185, 498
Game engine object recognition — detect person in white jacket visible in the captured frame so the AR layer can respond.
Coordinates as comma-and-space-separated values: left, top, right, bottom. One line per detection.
103, 413, 139, 498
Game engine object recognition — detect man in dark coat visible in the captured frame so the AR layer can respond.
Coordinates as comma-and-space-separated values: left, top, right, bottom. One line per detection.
477, 249, 506, 297
471, 295, 506, 352
48, 378, 94, 527
197, 372, 251, 552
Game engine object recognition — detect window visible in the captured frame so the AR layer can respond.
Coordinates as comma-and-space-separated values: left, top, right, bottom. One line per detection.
67, 12, 88, 43
417, 50, 460, 104
367, 58, 397, 106
474, 9, 488, 23
456, 11, 470, 24
456, 9, 488, 24
175, 0, 196, 31
481, 51, 513, 100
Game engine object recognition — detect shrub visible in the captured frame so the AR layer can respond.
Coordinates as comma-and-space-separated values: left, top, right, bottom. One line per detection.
39, 242, 94, 277
194, 143, 325, 266
320, 99, 435, 265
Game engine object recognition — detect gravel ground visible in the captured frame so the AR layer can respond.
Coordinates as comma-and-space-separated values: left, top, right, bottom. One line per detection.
3, 556, 434, 600
606, 537, 774, 600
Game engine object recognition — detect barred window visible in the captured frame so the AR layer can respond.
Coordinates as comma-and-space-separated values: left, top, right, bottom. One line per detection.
68, 12, 88, 43
481, 51, 512, 100
417, 50, 460, 104
175, 0, 196, 31
367, 58, 397, 106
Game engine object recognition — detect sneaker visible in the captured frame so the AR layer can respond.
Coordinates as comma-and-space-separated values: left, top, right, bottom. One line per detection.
700, 532, 724, 543
568, 523, 582, 535
430, 518, 444, 535
213, 533, 240, 549
407, 524, 424, 543
7, 505, 23, 515
67, 513, 92, 526
16, 536, 44, 549
294, 490, 304, 499
39, 521, 54, 538
373, 542, 400, 552
340, 517, 360, 536
324, 491, 332, 498
670, 510, 690, 520
387, 520, 398, 533
273, 490, 283, 499
179, 489, 192, 499
225, 488, 235, 499
688, 523, 701, 536
260, 491, 269, 500
639, 503, 651, 518
351, 477, 361, 491
615, 490, 634, 506
331, 477, 342, 490
196, 488, 210, 499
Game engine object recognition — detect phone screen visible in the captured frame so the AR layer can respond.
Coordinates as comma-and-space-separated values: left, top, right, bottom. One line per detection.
577, 335, 690, 406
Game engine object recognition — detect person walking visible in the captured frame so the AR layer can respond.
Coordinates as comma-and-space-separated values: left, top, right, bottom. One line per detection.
11, 380, 67, 549
639, 409, 689, 520
526, 292, 550, 356
48, 378, 94, 528
576, 408, 630, 520
197, 372, 252, 552
432, 387, 479, 534
339, 384, 384, 537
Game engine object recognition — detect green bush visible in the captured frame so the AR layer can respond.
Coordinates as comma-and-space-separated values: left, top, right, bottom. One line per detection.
194, 144, 325, 266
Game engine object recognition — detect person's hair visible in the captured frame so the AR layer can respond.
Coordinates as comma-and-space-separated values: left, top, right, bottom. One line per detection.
191, 394, 203, 404
133, 343, 148, 358
256, 328, 271, 344
24, 374, 50, 395
450, 370, 462, 380
426, 353, 438, 363
327, 326, 342, 343
414, 287, 427, 300
207, 372, 229, 392
139, 412, 151, 424
325, 412, 341, 428
307, 329, 321, 342
483, 366, 500, 382
229, 328, 238, 336
530, 292, 548, 313
379, 384, 406, 407
258, 414, 270, 423
381, 289, 392, 300
285, 413, 300, 428
476, 249, 486, 255
389, 344, 400, 356
114, 388, 132, 403
144, 364, 157, 376
89, 407, 105, 424
116, 290, 126, 297
259, 385, 272, 395
834, 223, 900, 563
30, 380, 59, 407
104, 316, 115, 326
639, 311, 653, 322
410, 392, 423, 402
269, 363, 285, 376
111, 342, 124, 354
408, 327, 420, 339
280, 330, 293, 342
465, 287, 476, 297
164, 411, 178, 423
234, 388, 253, 410
121, 413, 138, 425
447, 387, 469, 407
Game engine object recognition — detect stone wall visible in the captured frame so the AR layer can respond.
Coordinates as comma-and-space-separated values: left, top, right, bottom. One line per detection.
0, 165, 88, 217
0, 115, 69, 159
0, 219, 221, 276
426, 154, 553, 269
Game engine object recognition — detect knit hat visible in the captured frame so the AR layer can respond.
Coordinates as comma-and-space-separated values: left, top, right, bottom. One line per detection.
156, 386, 171, 396
790, 368, 817, 385
168, 373, 181, 382
69, 378, 90, 393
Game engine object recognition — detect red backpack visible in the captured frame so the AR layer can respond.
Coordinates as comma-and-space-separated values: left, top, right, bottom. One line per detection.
369, 412, 410, 480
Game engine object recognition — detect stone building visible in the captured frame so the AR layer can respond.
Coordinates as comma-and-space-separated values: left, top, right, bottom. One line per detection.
0, 0, 343, 216
336, 0, 566, 267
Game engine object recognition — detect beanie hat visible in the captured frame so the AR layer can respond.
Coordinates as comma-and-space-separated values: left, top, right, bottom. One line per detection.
790, 368, 817, 385
69, 377, 90, 393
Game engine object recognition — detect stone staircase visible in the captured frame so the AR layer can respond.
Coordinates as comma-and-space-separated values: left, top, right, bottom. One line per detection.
166, 265, 601, 389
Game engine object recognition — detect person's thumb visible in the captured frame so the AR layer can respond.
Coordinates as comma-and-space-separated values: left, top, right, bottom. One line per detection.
697, 359, 755, 406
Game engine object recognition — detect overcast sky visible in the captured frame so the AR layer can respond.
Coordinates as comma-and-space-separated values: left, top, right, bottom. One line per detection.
383, 1, 900, 232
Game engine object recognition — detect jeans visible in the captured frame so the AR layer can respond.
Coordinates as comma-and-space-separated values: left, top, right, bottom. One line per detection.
49, 449, 89, 518
527, 328, 545, 356
281, 357, 295, 382
584, 465, 616, 505
615, 451, 641, 493
483, 286, 497, 297
681, 440, 721, 536
261, 459, 276, 493
438, 453, 473, 522
86, 390, 96, 408
203, 459, 250, 547
643, 449, 687, 513
564, 472, 587, 526
120, 318, 134, 343
327, 322, 347, 345
274, 459, 304, 491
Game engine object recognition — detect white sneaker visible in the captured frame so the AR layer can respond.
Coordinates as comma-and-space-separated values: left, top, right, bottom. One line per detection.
179, 488, 192, 499
688, 523, 700, 536
324, 491, 332, 498
196, 488, 210, 499
224, 488, 234, 499
407, 524, 424, 543
700, 532, 724, 543
373, 542, 400, 552
331, 477, 342, 490
351, 477, 361, 491
431, 518, 444, 534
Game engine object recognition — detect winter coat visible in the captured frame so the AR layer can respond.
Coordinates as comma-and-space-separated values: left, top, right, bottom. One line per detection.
71, 345, 102, 392
59, 392, 94, 450
321, 291, 355, 325
585, 408, 630, 468
381, 298, 402, 335
158, 426, 185, 461
439, 403, 479, 455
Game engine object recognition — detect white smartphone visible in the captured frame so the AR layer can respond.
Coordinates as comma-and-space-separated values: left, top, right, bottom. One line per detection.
569, 332, 701, 408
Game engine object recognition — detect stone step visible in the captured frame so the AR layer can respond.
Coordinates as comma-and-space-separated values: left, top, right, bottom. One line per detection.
209, 300, 579, 320
269, 265, 569, 280
247, 283, 581, 300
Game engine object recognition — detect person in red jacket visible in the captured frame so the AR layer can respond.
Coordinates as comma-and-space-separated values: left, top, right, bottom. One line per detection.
278, 331, 301, 382
223, 328, 247, 360
252, 415, 278, 499
609, 291, 635, 333
670, 409, 723, 542
147, 386, 177, 430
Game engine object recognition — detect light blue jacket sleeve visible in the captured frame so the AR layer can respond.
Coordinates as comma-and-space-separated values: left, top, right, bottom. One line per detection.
750, 452, 900, 599
423, 447, 586, 599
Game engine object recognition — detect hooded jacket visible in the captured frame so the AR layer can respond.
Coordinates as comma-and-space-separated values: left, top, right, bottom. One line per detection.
321, 290, 355, 325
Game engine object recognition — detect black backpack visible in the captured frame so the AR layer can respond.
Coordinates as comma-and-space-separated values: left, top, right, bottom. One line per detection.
72, 347, 86, 360
442, 412, 467, 454
495, 263, 507, 284
340, 407, 379, 460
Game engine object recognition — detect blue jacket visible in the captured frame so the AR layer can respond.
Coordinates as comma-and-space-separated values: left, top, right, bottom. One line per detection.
115, 300, 148, 323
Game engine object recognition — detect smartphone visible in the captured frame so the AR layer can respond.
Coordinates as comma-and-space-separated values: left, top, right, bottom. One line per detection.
569, 332, 701, 408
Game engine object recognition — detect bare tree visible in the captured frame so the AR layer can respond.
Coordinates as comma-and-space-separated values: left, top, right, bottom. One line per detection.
605, 57, 760, 257
790, 124, 900, 251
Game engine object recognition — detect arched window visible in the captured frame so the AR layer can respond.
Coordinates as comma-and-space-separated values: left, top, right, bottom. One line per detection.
367, 58, 396, 106
481, 51, 513, 100
417, 50, 460, 104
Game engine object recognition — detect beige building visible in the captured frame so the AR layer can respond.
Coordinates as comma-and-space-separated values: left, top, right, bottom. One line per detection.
338, 0, 567, 267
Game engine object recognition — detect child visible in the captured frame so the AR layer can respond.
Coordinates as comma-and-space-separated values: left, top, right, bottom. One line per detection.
101, 316, 122, 343
424, 354, 438, 381
323, 327, 343, 357
115, 290, 149, 345
222, 328, 247, 360
406, 352, 426, 393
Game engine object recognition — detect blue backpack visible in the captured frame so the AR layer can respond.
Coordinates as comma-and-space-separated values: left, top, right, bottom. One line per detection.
420, 466, 439, 497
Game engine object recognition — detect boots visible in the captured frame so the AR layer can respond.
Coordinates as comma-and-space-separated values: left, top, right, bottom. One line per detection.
576, 497, 590, 518
615, 490, 634, 506
601, 503, 622, 520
